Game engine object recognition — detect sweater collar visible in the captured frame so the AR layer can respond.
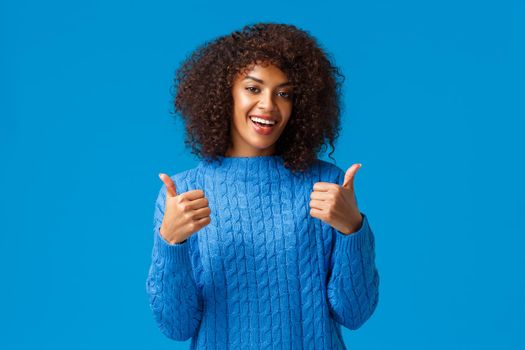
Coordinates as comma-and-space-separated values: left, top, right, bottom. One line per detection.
197, 155, 290, 183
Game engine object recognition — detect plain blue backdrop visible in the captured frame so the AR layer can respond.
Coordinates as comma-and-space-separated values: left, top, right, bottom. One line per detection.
1, 0, 524, 349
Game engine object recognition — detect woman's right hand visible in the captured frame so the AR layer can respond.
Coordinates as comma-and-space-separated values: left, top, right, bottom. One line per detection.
157, 173, 212, 244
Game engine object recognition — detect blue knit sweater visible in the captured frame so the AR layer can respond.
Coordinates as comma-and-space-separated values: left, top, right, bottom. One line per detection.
146, 155, 379, 349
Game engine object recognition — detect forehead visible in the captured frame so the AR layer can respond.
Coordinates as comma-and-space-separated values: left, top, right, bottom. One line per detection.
235, 63, 289, 84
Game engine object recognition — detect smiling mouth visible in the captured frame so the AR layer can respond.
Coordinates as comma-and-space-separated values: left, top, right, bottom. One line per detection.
250, 119, 275, 129
249, 116, 278, 127
249, 116, 278, 135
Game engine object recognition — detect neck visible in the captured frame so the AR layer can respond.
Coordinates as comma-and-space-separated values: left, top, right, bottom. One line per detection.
224, 148, 277, 158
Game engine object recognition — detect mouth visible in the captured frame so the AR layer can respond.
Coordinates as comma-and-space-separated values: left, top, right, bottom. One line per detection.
249, 115, 278, 135
249, 115, 278, 126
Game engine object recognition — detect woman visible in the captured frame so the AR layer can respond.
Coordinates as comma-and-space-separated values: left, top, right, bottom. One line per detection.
146, 22, 380, 349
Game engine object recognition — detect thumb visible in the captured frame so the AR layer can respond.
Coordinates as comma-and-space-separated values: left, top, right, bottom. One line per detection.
342, 163, 362, 189
158, 173, 177, 197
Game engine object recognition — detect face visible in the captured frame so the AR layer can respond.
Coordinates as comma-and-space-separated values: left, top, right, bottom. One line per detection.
226, 63, 293, 157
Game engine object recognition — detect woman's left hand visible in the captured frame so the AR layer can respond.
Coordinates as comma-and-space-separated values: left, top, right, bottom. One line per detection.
309, 163, 363, 235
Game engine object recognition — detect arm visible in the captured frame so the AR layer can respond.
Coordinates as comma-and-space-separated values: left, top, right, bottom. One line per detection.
327, 213, 380, 330
326, 167, 380, 330
145, 185, 203, 341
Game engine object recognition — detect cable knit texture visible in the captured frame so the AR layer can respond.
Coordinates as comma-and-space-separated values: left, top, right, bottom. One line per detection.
146, 155, 379, 349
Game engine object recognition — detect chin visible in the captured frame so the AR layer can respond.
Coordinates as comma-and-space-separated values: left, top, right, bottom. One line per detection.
249, 139, 276, 150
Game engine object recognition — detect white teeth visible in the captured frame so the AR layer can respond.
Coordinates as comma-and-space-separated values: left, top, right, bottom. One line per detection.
250, 116, 276, 125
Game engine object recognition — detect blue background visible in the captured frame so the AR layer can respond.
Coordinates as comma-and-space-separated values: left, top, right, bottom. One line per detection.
1, 0, 524, 349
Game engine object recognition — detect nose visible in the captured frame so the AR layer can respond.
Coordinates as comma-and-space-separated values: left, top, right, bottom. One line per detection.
257, 91, 275, 112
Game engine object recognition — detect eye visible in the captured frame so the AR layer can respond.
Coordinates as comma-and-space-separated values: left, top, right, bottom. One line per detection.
278, 91, 292, 99
245, 86, 260, 93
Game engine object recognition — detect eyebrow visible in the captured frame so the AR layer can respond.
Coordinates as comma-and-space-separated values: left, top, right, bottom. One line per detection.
243, 76, 293, 87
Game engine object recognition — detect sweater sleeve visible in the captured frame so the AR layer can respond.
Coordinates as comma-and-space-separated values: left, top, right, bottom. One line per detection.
145, 184, 203, 341
326, 169, 380, 330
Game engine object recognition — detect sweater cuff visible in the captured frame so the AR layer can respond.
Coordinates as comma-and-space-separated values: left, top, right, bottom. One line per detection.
153, 226, 191, 266
334, 212, 372, 253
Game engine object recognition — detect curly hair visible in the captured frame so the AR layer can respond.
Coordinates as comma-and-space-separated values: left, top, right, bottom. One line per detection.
170, 22, 345, 173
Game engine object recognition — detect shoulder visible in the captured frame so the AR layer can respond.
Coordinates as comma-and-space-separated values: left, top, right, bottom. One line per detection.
309, 159, 345, 185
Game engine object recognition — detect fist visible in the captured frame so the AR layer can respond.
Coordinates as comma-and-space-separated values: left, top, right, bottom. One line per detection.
158, 173, 211, 244
309, 163, 363, 235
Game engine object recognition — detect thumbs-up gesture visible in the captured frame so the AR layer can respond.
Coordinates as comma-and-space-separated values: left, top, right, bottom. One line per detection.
309, 164, 364, 235
158, 173, 212, 244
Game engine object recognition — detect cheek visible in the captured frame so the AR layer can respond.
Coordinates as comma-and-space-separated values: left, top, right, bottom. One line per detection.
234, 94, 253, 113
280, 101, 293, 118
